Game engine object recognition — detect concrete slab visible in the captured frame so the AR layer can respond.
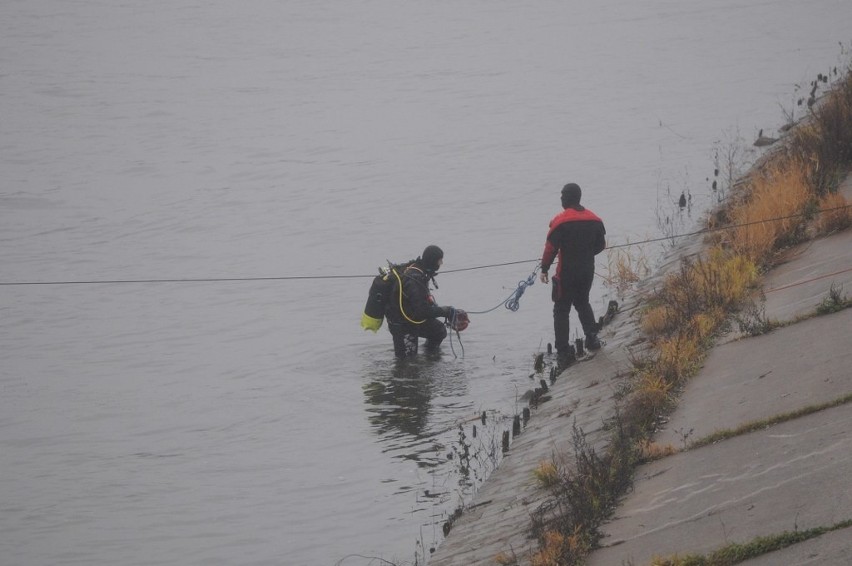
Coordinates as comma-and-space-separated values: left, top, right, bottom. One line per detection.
588, 403, 852, 566
740, 526, 852, 566
761, 229, 852, 322
654, 308, 852, 448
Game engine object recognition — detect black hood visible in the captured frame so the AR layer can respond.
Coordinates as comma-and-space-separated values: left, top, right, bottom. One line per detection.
421, 245, 444, 273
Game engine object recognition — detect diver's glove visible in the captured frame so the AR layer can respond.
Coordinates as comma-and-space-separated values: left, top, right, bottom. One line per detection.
441, 306, 455, 318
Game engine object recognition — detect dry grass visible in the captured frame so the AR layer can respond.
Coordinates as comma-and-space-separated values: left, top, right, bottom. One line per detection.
530, 529, 591, 566
638, 440, 678, 462
657, 333, 703, 380
640, 304, 672, 336
814, 191, 851, 234
619, 386, 672, 440
494, 551, 518, 565
723, 160, 812, 261
639, 250, 757, 344
623, 251, 753, 440
533, 460, 560, 489
604, 245, 651, 298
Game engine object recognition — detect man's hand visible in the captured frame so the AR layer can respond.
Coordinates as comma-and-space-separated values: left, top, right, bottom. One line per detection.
540, 271, 549, 284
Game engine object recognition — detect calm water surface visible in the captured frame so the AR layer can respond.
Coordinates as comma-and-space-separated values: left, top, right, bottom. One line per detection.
2, 1, 850, 564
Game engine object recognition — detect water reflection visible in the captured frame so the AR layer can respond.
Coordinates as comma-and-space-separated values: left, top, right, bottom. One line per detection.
362, 354, 470, 469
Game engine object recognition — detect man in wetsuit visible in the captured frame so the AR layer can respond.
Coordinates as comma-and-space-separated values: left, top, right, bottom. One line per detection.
385, 245, 457, 358
539, 183, 607, 367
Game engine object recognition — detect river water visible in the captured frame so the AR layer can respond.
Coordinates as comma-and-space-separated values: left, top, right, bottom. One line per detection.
1, 1, 849, 565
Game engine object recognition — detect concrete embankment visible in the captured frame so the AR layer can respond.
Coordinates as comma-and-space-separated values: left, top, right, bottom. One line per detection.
429, 223, 706, 564
431, 178, 851, 565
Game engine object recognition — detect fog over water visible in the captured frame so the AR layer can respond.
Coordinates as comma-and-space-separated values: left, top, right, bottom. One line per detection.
1, 1, 850, 564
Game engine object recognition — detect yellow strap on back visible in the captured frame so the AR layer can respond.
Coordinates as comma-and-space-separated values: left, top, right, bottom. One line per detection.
392, 267, 425, 325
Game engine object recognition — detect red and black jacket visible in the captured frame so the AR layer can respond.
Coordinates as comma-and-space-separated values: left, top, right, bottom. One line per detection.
541, 206, 606, 283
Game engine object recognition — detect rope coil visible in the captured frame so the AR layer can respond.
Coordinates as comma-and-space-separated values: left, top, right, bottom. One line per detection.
467, 265, 540, 315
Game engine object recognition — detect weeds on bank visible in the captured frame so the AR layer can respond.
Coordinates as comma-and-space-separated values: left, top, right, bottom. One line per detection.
520, 65, 852, 566
734, 294, 780, 336
528, 421, 637, 566
641, 250, 757, 338
738, 283, 850, 336
604, 244, 651, 298
650, 518, 852, 566
532, 460, 560, 489
816, 282, 851, 314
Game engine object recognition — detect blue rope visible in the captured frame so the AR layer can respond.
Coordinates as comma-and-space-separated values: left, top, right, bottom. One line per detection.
467, 265, 540, 315
447, 310, 465, 359
444, 265, 540, 358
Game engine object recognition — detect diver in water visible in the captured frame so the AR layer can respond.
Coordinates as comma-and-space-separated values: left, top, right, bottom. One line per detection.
539, 183, 607, 368
385, 245, 462, 358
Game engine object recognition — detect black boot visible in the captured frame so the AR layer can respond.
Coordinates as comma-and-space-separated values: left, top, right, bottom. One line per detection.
404, 334, 419, 356
557, 345, 577, 369
585, 333, 601, 351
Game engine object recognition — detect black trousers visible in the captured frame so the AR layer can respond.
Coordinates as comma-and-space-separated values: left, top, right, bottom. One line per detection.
388, 319, 447, 358
552, 274, 597, 355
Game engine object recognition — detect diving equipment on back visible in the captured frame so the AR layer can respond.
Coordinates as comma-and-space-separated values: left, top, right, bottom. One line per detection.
361, 266, 393, 332
360, 261, 417, 332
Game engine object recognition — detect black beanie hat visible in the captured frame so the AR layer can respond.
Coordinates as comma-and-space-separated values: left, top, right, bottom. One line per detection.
561, 183, 582, 208
421, 245, 444, 272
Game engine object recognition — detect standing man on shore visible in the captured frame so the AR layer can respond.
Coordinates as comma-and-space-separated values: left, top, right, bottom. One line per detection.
539, 183, 607, 367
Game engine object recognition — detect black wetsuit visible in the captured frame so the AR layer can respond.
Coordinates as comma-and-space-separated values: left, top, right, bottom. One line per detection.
385, 262, 448, 358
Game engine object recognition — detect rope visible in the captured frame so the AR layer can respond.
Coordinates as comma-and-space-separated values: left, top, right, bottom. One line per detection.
604, 207, 846, 250
466, 266, 540, 315
763, 266, 852, 294
1, 204, 848, 287
446, 310, 465, 359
